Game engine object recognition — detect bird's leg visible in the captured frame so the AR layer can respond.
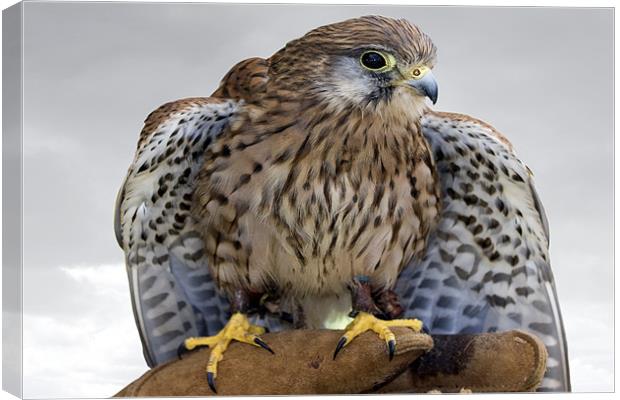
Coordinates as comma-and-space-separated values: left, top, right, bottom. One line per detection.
374, 289, 404, 320
333, 275, 422, 361
179, 288, 273, 393
348, 276, 382, 317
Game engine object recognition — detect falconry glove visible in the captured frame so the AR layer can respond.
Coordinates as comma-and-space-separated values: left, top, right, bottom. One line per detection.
115, 329, 547, 396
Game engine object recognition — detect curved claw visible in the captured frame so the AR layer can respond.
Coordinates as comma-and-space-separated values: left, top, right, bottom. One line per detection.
332, 312, 423, 363
333, 336, 347, 360
254, 337, 275, 354
177, 340, 204, 360
177, 342, 189, 360
387, 339, 396, 361
421, 324, 430, 335
178, 338, 209, 359
207, 372, 217, 393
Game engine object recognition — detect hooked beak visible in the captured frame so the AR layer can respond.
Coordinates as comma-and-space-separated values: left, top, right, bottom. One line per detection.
404, 67, 438, 105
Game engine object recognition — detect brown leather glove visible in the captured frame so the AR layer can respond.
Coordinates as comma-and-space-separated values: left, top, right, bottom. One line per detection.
115, 329, 546, 396
378, 330, 548, 393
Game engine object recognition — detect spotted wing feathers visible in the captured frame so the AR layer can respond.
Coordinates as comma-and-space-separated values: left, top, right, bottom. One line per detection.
395, 111, 570, 391
115, 98, 238, 366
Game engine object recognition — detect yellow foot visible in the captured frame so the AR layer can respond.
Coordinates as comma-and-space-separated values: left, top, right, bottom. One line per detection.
179, 312, 273, 393
333, 311, 423, 361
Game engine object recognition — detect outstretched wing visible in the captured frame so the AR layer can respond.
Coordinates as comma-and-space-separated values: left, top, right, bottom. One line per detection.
115, 97, 238, 366
395, 111, 570, 391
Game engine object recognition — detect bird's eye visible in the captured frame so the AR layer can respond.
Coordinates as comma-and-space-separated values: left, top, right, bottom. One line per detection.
360, 51, 389, 71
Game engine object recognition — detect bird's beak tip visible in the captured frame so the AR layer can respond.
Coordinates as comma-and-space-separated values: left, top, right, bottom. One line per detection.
405, 69, 438, 106
430, 91, 438, 105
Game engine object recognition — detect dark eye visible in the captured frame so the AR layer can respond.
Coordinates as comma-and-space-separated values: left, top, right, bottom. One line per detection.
360, 51, 387, 70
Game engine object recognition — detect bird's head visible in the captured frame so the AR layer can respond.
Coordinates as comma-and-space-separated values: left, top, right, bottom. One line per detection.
269, 16, 438, 116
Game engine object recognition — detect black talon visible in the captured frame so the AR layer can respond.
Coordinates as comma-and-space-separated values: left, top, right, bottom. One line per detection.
333, 336, 347, 360
421, 325, 430, 335
388, 339, 396, 361
254, 337, 275, 354
207, 372, 217, 393
177, 342, 189, 359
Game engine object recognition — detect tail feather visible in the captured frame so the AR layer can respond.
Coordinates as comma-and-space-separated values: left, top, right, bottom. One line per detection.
127, 242, 201, 367
168, 251, 229, 337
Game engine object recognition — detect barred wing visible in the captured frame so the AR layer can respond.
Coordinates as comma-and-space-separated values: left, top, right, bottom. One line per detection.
395, 111, 570, 391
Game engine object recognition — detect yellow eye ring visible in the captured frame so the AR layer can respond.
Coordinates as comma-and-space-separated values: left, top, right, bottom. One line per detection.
359, 50, 396, 72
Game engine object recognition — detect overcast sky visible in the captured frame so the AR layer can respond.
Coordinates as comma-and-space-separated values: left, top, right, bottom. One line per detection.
18, 3, 613, 397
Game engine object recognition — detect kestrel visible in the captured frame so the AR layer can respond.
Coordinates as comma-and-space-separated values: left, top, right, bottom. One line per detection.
394, 111, 570, 391
116, 15, 440, 391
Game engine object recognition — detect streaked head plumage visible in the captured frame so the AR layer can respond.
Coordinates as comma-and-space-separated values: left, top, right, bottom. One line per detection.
269, 15, 438, 112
